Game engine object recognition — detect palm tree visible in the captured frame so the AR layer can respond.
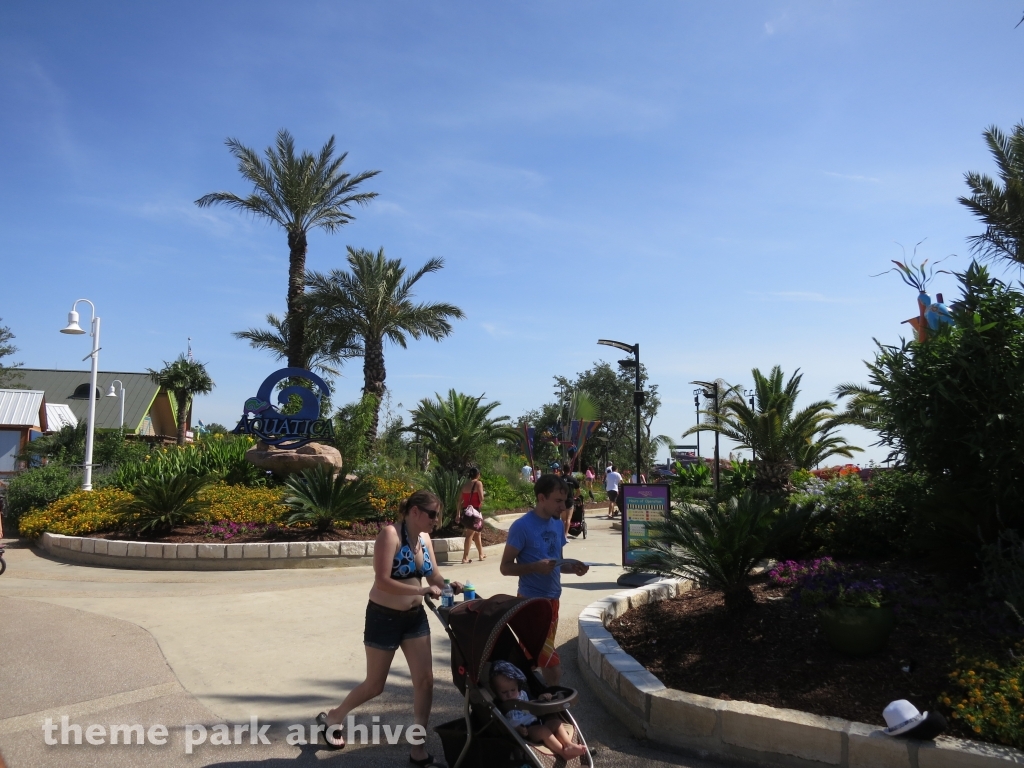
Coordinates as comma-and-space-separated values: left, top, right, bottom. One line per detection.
403, 390, 518, 472
148, 356, 215, 446
306, 247, 465, 438
830, 382, 884, 431
233, 311, 362, 380
196, 130, 379, 366
684, 366, 860, 493
959, 122, 1024, 268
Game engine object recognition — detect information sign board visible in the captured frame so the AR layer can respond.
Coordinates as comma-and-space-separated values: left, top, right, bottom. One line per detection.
620, 483, 671, 567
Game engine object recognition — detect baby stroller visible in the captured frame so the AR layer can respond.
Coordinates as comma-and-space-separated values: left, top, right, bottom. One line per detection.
429, 594, 593, 768
567, 495, 587, 539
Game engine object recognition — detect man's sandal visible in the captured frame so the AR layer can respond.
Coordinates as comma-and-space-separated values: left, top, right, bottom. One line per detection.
409, 752, 447, 767
316, 712, 344, 749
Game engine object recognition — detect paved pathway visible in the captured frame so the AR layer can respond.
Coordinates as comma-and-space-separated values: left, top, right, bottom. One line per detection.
0, 516, 729, 767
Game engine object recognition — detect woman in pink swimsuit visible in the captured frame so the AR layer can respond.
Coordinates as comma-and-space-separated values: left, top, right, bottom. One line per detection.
460, 467, 486, 563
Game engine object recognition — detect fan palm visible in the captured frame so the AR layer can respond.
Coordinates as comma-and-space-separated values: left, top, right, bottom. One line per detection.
282, 465, 375, 537
404, 389, 518, 473
196, 129, 379, 366
959, 122, 1024, 268
684, 366, 860, 492
306, 247, 465, 438
148, 356, 215, 446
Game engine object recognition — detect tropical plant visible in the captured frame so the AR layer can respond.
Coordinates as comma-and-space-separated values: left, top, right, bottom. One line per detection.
306, 247, 465, 439
403, 390, 517, 473
673, 461, 712, 488
196, 129, 378, 366
684, 366, 860, 493
427, 467, 467, 530
281, 465, 375, 535
332, 393, 379, 469
630, 491, 807, 611
0, 317, 23, 388
233, 311, 361, 382
958, 122, 1024, 268
831, 382, 884, 432
148, 355, 215, 446
119, 473, 215, 534
19, 422, 87, 465
865, 262, 1024, 545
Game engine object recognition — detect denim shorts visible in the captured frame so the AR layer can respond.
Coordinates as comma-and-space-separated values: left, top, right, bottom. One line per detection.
363, 600, 430, 651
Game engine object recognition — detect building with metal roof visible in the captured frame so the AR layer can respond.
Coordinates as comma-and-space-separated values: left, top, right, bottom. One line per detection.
45, 403, 78, 431
0, 389, 47, 476
17, 370, 178, 437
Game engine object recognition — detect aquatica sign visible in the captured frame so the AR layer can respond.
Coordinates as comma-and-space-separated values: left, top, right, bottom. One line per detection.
232, 367, 334, 449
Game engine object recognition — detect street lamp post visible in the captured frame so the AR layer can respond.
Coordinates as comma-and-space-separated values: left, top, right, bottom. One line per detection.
743, 388, 756, 461
692, 380, 720, 494
60, 299, 101, 491
106, 380, 126, 431
597, 339, 643, 482
692, 388, 702, 458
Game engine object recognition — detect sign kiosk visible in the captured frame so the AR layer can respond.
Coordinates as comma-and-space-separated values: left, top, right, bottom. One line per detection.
620, 483, 671, 574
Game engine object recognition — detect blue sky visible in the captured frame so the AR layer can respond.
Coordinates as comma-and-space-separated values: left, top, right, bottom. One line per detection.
2, 2, 1022, 465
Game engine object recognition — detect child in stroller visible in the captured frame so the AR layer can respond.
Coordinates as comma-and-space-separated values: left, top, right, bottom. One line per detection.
490, 661, 587, 761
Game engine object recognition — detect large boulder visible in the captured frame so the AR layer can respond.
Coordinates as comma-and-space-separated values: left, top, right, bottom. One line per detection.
245, 441, 343, 476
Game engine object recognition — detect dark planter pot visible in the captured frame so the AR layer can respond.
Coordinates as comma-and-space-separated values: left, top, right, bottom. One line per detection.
819, 604, 895, 656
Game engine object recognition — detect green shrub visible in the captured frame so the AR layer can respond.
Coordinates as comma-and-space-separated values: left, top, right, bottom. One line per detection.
193, 483, 286, 524
427, 467, 465, 529
106, 436, 264, 489
6, 464, 81, 519
801, 469, 930, 558
479, 471, 533, 512
282, 465, 375, 535
119, 473, 215, 533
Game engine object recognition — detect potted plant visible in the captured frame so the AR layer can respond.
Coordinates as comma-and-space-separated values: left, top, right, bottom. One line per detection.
772, 558, 895, 655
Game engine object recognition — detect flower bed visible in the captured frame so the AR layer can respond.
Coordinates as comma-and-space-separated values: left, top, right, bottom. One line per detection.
607, 560, 1024, 748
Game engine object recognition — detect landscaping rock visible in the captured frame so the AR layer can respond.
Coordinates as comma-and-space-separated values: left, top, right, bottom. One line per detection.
245, 441, 342, 476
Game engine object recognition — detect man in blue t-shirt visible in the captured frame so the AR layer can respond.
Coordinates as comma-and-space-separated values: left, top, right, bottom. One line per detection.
500, 475, 589, 684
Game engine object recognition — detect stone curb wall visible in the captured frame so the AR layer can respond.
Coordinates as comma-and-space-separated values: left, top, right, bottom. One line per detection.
37, 531, 500, 571
578, 580, 1024, 768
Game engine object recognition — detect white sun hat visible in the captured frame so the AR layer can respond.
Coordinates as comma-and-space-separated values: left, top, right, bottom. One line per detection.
883, 700, 928, 736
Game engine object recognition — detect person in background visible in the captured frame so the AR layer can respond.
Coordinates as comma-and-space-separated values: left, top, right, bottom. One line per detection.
583, 466, 595, 500
460, 467, 486, 563
521, 463, 533, 483
499, 475, 589, 685
559, 463, 579, 538
605, 465, 623, 518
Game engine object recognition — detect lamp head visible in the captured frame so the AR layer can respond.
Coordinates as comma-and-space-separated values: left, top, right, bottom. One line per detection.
61, 310, 85, 335
106, 384, 117, 397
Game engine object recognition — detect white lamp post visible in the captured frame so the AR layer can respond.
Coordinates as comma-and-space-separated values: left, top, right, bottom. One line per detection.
61, 300, 100, 491
106, 380, 126, 431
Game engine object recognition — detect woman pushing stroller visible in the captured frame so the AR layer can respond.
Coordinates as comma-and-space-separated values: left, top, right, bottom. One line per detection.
317, 489, 459, 767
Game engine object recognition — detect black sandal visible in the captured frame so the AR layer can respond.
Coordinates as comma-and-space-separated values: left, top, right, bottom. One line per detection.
316, 712, 344, 750
409, 752, 446, 767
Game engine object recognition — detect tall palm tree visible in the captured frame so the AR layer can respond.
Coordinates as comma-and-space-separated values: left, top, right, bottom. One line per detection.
306, 247, 465, 438
196, 130, 379, 367
959, 122, 1024, 268
684, 366, 860, 492
148, 355, 215, 446
403, 390, 517, 472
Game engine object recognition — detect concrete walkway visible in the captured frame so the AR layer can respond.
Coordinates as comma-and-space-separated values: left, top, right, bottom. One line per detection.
0, 516, 729, 767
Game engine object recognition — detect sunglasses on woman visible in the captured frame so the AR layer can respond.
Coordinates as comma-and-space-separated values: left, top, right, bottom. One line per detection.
416, 506, 440, 520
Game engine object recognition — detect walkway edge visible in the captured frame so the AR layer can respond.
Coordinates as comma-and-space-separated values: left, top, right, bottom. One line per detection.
577, 580, 1024, 768
36, 531, 502, 570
